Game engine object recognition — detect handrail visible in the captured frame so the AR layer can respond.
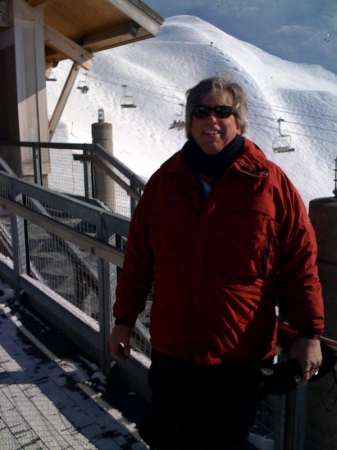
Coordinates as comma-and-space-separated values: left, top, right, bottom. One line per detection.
93, 143, 146, 192
278, 321, 337, 353
0, 140, 146, 215
0, 141, 85, 150
0, 195, 125, 267
0, 141, 147, 191
73, 154, 141, 201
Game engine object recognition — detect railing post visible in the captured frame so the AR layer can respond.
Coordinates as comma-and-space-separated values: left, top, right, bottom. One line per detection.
9, 181, 28, 300
97, 213, 113, 378
285, 385, 307, 450
130, 175, 138, 216
32, 144, 43, 185
83, 144, 95, 200
273, 347, 287, 450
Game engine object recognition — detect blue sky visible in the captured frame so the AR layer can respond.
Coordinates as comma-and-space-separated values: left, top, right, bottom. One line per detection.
144, 0, 337, 74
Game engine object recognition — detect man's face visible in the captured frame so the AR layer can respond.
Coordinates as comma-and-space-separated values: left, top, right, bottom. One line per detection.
189, 94, 242, 155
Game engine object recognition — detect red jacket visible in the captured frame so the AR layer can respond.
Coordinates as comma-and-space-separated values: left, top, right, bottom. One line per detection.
113, 138, 324, 365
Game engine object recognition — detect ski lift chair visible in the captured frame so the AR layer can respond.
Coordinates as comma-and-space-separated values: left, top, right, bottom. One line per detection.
77, 72, 89, 94
121, 84, 137, 108
169, 118, 185, 130
169, 103, 185, 130
272, 118, 295, 153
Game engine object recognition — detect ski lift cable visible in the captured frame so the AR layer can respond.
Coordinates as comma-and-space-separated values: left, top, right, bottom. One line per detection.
89, 72, 186, 104
116, 78, 187, 103
87, 71, 187, 96
252, 114, 337, 134
281, 120, 337, 134
55, 62, 336, 130
280, 128, 337, 144
250, 121, 337, 145
68, 64, 337, 126
56, 64, 187, 97
57, 62, 336, 124
249, 100, 337, 123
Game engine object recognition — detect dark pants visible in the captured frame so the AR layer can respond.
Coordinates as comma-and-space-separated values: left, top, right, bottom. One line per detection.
139, 350, 269, 450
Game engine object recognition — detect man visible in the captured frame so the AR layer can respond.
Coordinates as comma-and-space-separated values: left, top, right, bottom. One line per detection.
109, 75, 324, 450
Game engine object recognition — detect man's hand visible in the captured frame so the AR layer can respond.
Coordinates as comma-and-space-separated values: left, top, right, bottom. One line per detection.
288, 337, 322, 386
109, 324, 132, 362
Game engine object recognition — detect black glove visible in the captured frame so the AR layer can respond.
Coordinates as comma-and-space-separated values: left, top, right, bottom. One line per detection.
257, 359, 302, 397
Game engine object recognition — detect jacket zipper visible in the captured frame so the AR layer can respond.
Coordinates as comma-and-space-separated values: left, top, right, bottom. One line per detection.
238, 162, 269, 177
259, 239, 270, 276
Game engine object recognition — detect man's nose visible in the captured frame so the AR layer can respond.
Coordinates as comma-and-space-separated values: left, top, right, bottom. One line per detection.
208, 111, 218, 120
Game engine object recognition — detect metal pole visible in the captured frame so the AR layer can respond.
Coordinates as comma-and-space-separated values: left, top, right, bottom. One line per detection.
97, 214, 113, 378
32, 145, 42, 185
285, 386, 307, 450
83, 144, 94, 200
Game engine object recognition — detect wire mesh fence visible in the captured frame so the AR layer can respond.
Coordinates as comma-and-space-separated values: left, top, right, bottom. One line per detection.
49, 149, 85, 196
0, 184, 11, 259
93, 163, 133, 217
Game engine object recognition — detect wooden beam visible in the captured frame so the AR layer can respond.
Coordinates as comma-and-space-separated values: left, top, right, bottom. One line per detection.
107, 0, 164, 36
82, 20, 139, 51
44, 23, 94, 70
48, 61, 80, 140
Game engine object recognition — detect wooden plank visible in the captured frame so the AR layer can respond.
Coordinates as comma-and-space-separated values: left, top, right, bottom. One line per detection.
44, 23, 94, 70
107, 0, 163, 36
82, 21, 138, 50
49, 61, 80, 140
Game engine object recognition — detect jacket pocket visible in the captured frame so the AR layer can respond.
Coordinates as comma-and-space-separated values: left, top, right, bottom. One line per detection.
207, 197, 279, 276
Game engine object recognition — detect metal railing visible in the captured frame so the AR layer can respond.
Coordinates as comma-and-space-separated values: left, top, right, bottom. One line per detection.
0, 141, 151, 393
0, 140, 146, 217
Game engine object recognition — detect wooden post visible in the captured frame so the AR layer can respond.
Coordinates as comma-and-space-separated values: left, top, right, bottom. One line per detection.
0, 0, 50, 184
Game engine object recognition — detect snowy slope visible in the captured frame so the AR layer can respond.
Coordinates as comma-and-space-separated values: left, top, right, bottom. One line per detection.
144, 0, 337, 74
47, 15, 337, 208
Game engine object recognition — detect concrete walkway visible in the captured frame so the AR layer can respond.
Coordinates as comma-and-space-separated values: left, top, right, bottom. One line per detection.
0, 285, 149, 450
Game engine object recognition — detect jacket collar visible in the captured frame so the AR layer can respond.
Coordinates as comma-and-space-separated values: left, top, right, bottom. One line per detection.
161, 137, 269, 176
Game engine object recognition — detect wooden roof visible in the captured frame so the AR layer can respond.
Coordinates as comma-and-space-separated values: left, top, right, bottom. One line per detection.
26, 0, 164, 67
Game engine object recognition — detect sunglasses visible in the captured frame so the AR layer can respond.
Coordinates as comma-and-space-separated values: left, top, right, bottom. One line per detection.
191, 105, 234, 119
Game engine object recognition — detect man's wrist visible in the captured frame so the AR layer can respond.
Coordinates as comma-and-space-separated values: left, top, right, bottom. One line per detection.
298, 330, 321, 340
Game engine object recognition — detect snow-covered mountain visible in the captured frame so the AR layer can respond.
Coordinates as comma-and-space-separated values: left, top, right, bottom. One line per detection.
47, 14, 337, 208
144, 0, 337, 74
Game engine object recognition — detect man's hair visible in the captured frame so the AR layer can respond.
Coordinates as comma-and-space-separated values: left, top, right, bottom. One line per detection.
185, 74, 249, 137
